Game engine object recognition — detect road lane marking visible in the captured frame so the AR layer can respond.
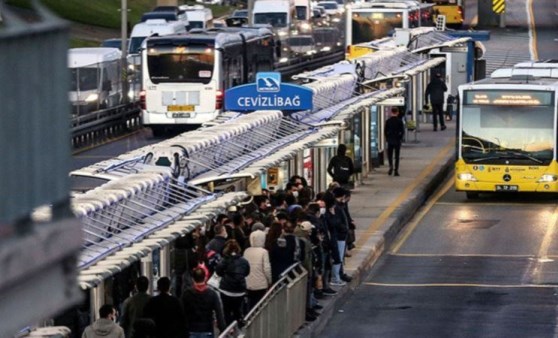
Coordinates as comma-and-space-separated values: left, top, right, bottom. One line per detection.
436, 202, 553, 207
391, 177, 453, 253
363, 282, 558, 288
355, 137, 455, 249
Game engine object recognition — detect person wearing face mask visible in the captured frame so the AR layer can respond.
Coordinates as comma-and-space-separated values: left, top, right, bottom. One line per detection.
83, 304, 125, 338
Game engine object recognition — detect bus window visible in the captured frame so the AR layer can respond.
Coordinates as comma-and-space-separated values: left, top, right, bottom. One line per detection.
352, 11, 403, 44
254, 13, 288, 28
146, 45, 215, 84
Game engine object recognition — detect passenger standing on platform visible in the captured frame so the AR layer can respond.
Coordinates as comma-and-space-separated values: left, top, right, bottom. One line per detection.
120, 276, 151, 338
215, 239, 251, 326
82, 304, 125, 338
181, 267, 226, 337
143, 277, 185, 338
425, 73, 448, 131
323, 190, 348, 287
243, 230, 272, 310
384, 107, 405, 177
327, 144, 354, 189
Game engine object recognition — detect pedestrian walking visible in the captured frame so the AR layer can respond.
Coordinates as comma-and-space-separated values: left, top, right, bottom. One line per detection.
143, 277, 185, 338
327, 144, 354, 189
384, 107, 405, 176
243, 230, 272, 310
82, 304, 125, 338
425, 72, 448, 131
182, 267, 226, 337
215, 239, 251, 326
119, 276, 151, 338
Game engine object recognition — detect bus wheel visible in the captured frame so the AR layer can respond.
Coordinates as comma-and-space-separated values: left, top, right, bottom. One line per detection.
466, 192, 479, 200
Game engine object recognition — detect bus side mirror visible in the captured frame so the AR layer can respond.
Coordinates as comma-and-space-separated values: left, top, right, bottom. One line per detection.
102, 80, 112, 91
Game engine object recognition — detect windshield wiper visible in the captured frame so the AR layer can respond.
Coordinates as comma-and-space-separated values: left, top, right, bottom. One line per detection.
499, 150, 543, 164
469, 151, 543, 164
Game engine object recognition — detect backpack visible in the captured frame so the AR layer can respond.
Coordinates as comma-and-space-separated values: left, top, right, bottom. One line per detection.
206, 250, 222, 273
333, 156, 352, 182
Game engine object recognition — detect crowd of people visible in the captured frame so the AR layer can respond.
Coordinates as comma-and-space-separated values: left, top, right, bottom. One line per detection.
83, 168, 358, 338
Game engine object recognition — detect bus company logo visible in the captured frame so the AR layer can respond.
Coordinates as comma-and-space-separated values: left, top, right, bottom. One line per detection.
256, 72, 281, 93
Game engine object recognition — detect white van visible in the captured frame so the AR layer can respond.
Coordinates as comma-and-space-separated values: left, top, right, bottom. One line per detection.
180, 5, 213, 29
128, 19, 187, 55
68, 47, 122, 115
252, 0, 296, 39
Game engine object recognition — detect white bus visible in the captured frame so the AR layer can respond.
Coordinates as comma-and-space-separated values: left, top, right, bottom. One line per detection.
346, 0, 434, 59
140, 28, 276, 135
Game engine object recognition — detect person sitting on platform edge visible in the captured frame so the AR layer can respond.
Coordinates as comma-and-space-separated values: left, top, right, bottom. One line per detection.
327, 144, 354, 189
425, 72, 448, 131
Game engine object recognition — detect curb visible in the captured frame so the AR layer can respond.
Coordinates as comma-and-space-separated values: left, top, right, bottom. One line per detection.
295, 144, 455, 338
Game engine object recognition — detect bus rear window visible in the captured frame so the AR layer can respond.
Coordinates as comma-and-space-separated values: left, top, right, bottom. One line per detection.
352, 11, 403, 44
147, 45, 215, 84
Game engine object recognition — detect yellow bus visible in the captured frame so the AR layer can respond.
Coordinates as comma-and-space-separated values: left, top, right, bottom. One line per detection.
345, 0, 434, 59
426, 0, 464, 27
456, 61, 558, 199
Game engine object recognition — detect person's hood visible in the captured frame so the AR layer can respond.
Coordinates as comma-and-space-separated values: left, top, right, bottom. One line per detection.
92, 318, 118, 336
249, 230, 266, 248
294, 226, 309, 238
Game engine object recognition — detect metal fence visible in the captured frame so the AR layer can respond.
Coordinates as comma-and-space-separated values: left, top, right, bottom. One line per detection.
0, 4, 82, 338
0, 4, 71, 223
219, 263, 308, 338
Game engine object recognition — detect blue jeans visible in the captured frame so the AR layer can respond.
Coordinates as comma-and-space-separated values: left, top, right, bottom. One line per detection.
190, 333, 213, 338
332, 240, 346, 282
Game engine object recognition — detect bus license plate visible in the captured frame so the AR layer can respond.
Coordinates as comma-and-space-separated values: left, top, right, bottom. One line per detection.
168, 105, 194, 112
495, 185, 518, 192
172, 113, 191, 118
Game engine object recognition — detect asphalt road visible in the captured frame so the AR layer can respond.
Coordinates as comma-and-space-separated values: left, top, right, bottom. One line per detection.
320, 2, 558, 337
321, 176, 558, 338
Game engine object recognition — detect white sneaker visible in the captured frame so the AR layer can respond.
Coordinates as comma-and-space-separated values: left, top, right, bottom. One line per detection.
330, 280, 346, 286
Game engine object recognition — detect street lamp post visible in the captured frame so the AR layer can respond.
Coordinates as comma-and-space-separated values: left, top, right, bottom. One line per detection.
121, 0, 129, 104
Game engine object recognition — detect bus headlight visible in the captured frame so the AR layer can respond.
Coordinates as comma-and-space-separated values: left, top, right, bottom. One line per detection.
538, 174, 558, 183
85, 93, 99, 102
457, 172, 477, 182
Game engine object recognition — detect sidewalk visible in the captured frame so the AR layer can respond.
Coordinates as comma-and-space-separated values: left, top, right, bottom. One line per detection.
296, 119, 457, 337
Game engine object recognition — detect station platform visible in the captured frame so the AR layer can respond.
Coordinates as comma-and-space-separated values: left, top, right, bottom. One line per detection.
296, 119, 457, 337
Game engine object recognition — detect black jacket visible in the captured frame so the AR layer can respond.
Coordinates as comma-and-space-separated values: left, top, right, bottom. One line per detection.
384, 116, 405, 146
143, 293, 185, 338
425, 77, 447, 105
215, 254, 250, 293
327, 155, 354, 184
269, 234, 305, 283
181, 286, 226, 333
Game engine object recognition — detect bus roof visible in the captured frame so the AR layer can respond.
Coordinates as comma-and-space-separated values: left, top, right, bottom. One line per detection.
68, 48, 121, 68
146, 27, 273, 49
463, 61, 558, 88
351, 1, 420, 10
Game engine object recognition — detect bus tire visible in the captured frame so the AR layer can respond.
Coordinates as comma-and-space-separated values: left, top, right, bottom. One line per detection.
466, 192, 479, 200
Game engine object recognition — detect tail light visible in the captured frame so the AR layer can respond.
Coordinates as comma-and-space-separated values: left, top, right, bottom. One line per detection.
140, 90, 146, 110
215, 90, 224, 110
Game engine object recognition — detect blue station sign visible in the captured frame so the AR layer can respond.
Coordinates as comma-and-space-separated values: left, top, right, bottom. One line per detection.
225, 72, 313, 111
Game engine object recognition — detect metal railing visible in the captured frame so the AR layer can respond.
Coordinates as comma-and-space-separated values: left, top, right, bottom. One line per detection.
219, 263, 308, 338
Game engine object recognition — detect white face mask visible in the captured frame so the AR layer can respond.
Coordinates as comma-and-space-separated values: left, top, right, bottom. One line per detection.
293, 191, 299, 198
320, 207, 326, 215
